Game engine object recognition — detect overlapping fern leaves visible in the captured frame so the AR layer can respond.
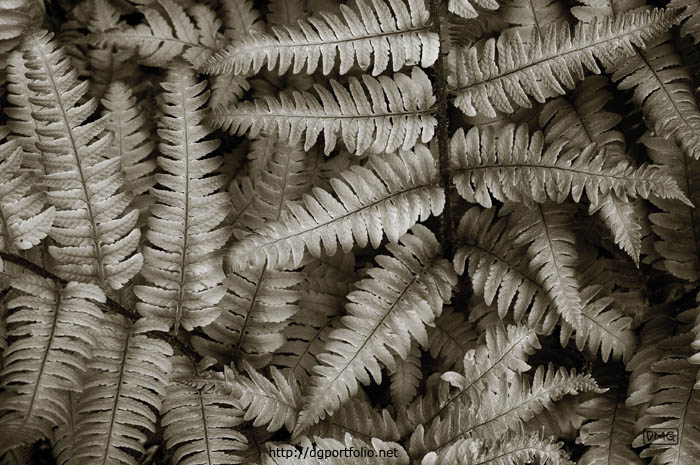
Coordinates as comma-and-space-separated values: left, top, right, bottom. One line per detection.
2, 0, 700, 464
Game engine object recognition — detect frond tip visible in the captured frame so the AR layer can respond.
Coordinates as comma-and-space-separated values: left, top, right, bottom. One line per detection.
208, 66, 436, 155
229, 145, 444, 270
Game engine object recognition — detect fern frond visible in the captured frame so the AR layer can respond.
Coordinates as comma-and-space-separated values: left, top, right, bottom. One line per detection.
571, 0, 645, 23
230, 145, 443, 270
426, 307, 478, 371
612, 36, 700, 161
559, 285, 637, 363
422, 431, 573, 465
644, 134, 700, 281
295, 225, 456, 433
440, 323, 540, 415
134, 66, 231, 332
389, 342, 422, 409
220, 0, 263, 40
71, 316, 173, 465
449, 123, 689, 209
539, 75, 643, 263
232, 362, 302, 433
93, 0, 219, 67
4, 49, 47, 173
101, 81, 156, 201
21, 30, 144, 290
577, 388, 643, 465
267, 0, 307, 26
501, 0, 570, 35
209, 66, 436, 155
203, 0, 438, 76
448, 8, 681, 117
449, 0, 499, 20
453, 207, 558, 330
632, 335, 700, 465
0, 0, 43, 55
302, 396, 400, 442
505, 202, 584, 326
410, 365, 604, 456
162, 356, 248, 465
0, 276, 104, 452
0, 131, 55, 253
669, 0, 700, 43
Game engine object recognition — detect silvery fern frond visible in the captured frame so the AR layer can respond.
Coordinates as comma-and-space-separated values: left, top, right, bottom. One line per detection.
100, 81, 157, 201
231, 361, 302, 433
93, 0, 220, 68
448, 8, 681, 117
208, 66, 436, 155
19, 31, 144, 290
69, 316, 173, 465
134, 66, 231, 332
453, 207, 558, 330
0, 129, 55, 253
229, 145, 443, 270
203, 0, 438, 76
449, 123, 689, 209
389, 342, 422, 409
422, 431, 573, 465
0, 0, 43, 56
426, 307, 478, 371
162, 356, 248, 465
448, 0, 499, 20
295, 225, 456, 434
0, 276, 104, 452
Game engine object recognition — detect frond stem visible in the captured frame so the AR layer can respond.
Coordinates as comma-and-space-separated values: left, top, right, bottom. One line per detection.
430, 0, 454, 257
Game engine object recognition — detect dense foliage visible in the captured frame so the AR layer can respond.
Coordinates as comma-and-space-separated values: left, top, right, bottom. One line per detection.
1, 0, 700, 464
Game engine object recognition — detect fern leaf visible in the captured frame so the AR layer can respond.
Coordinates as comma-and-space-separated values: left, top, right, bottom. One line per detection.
230, 145, 443, 270
426, 307, 478, 371
632, 335, 700, 465
220, 0, 264, 40
267, 0, 307, 26
0, 0, 43, 55
0, 130, 55, 252
539, 75, 644, 263
571, 0, 645, 23
21, 30, 144, 290
440, 323, 540, 415
501, 0, 570, 35
273, 257, 352, 383
0, 276, 104, 452
303, 396, 400, 442
100, 81, 156, 201
70, 316, 173, 465
577, 389, 643, 465
389, 342, 422, 409
295, 225, 456, 434
209, 66, 436, 155
422, 431, 573, 465
203, 0, 438, 76
644, 134, 700, 281
94, 0, 219, 67
453, 207, 558, 331
559, 285, 637, 363
232, 362, 302, 433
505, 202, 584, 326
410, 365, 604, 456
4, 50, 48, 173
266, 434, 408, 465
450, 123, 689, 209
669, 0, 700, 43
611, 36, 700, 161
134, 66, 231, 332
448, 8, 681, 117
162, 356, 248, 465
449, 0, 499, 20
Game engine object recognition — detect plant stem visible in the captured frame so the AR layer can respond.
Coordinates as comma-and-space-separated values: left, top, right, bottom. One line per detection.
429, 0, 454, 257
